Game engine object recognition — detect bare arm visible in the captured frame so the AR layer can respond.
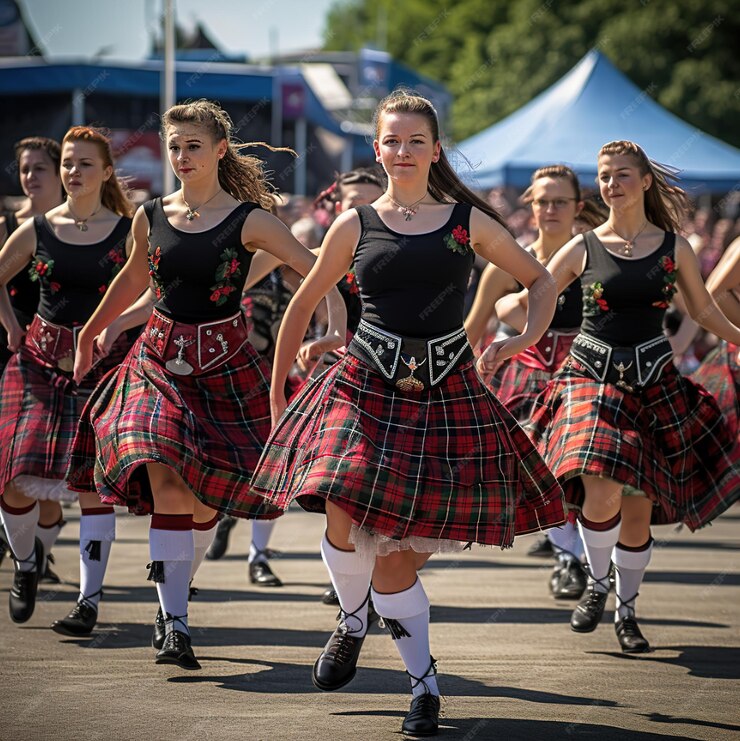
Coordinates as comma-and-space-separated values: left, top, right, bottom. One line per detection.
675, 236, 740, 345
243, 210, 347, 358
494, 235, 586, 334
464, 260, 519, 348
706, 236, 740, 328
0, 219, 38, 347
267, 210, 357, 423
73, 207, 150, 382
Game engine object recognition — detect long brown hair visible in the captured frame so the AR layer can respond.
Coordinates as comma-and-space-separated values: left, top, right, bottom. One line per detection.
61, 127, 133, 217
161, 99, 293, 211
373, 89, 508, 230
598, 140, 688, 232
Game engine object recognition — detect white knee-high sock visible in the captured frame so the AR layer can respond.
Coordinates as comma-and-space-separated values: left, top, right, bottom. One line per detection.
371, 578, 439, 697
149, 514, 194, 636
613, 538, 653, 621
321, 533, 373, 636
36, 516, 65, 566
191, 515, 218, 580
0, 499, 39, 571
578, 514, 621, 593
249, 519, 276, 564
78, 507, 116, 609
549, 520, 582, 562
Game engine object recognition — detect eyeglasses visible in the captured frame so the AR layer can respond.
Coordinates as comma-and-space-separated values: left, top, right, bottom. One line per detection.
532, 198, 577, 209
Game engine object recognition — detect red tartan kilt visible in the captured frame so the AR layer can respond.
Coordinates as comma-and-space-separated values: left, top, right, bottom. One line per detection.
0, 337, 129, 496
527, 359, 740, 530
249, 354, 565, 547
691, 342, 740, 441
66, 334, 281, 519
487, 359, 554, 425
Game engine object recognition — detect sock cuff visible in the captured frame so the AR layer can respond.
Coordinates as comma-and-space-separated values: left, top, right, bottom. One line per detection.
38, 517, 65, 530
80, 510, 116, 543
578, 516, 621, 548
80, 506, 115, 516
151, 513, 194, 531
321, 533, 368, 576
580, 512, 621, 531
0, 498, 38, 516
371, 578, 429, 620
193, 514, 219, 532
614, 539, 653, 569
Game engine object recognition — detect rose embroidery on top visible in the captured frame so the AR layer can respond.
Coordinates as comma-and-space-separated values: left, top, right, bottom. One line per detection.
148, 245, 164, 299
210, 247, 242, 306
28, 257, 60, 294
345, 267, 360, 296
583, 282, 609, 316
652, 255, 678, 308
444, 225, 472, 255
99, 246, 127, 297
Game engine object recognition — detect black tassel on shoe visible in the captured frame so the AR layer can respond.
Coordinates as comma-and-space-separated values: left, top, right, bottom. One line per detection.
147, 560, 165, 583
382, 617, 411, 640
84, 540, 101, 562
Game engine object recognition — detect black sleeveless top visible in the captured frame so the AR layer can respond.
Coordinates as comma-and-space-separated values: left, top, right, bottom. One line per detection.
144, 198, 260, 323
3, 211, 38, 320
33, 215, 131, 326
353, 204, 475, 337
521, 244, 582, 331
580, 230, 677, 345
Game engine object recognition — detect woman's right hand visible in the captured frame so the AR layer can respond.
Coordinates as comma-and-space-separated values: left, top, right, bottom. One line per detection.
6, 319, 26, 353
73, 334, 94, 384
270, 391, 288, 429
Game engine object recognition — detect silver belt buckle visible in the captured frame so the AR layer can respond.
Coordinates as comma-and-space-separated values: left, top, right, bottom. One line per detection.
165, 334, 195, 375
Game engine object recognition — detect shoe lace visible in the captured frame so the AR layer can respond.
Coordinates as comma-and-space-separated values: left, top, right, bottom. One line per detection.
406, 656, 439, 696
77, 589, 103, 612
334, 589, 370, 637
164, 612, 189, 636
615, 590, 639, 620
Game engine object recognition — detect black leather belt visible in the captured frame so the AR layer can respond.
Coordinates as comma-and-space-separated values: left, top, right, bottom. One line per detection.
347, 319, 472, 393
569, 332, 673, 393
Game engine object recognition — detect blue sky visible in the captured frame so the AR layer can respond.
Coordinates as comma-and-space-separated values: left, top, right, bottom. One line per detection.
19, 0, 339, 61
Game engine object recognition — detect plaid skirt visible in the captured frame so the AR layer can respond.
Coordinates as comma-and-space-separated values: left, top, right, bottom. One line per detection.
691, 342, 740, 441
527, 359, 740, 529
249, 354, 565, 548
66, 334, 281, 519
0, 340, 128, 500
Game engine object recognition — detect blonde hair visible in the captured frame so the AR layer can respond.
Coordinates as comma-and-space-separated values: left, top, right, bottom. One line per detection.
598, 140, 689, 232
62, 127, 133, 217
161, 99, 293, 210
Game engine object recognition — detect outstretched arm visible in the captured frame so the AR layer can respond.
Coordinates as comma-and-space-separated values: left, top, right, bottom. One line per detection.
675, 236, 740, 345
74, 208, 149, 382
470, 208, 559, 374
464, 260, 519, 349
706, 236, 740, 328
263, 210, 357, 424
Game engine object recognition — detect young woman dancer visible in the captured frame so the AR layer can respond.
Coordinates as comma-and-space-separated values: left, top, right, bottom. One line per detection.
467, 165, 602, 601
67, 100, 345, 670
0, 137, 66, 582
691, 235, 740, 438
0, 127, 134, 629
249, 90, 564, 736
522, 141, 740, 653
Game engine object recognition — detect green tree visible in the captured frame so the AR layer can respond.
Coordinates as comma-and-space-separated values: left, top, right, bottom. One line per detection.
323, 0, 740, 148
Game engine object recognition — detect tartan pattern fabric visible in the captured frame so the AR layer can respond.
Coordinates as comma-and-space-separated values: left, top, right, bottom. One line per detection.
67, 334, 281, 520
249, 354, 565, 547
691, 342, 740, 441
486, 335, 574, 424
488, 361, 555, 425
527, 359, 740, 530
0, 339, 128, 497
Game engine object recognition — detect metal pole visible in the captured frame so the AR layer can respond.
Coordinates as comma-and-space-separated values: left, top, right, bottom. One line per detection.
161, 0, 176, 195
71, 89, 85, 126
271, 69, 282, 148
294, 116, 307, 196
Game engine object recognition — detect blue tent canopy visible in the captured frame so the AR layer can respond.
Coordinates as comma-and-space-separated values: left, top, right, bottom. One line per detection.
457, 50, 740, 193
